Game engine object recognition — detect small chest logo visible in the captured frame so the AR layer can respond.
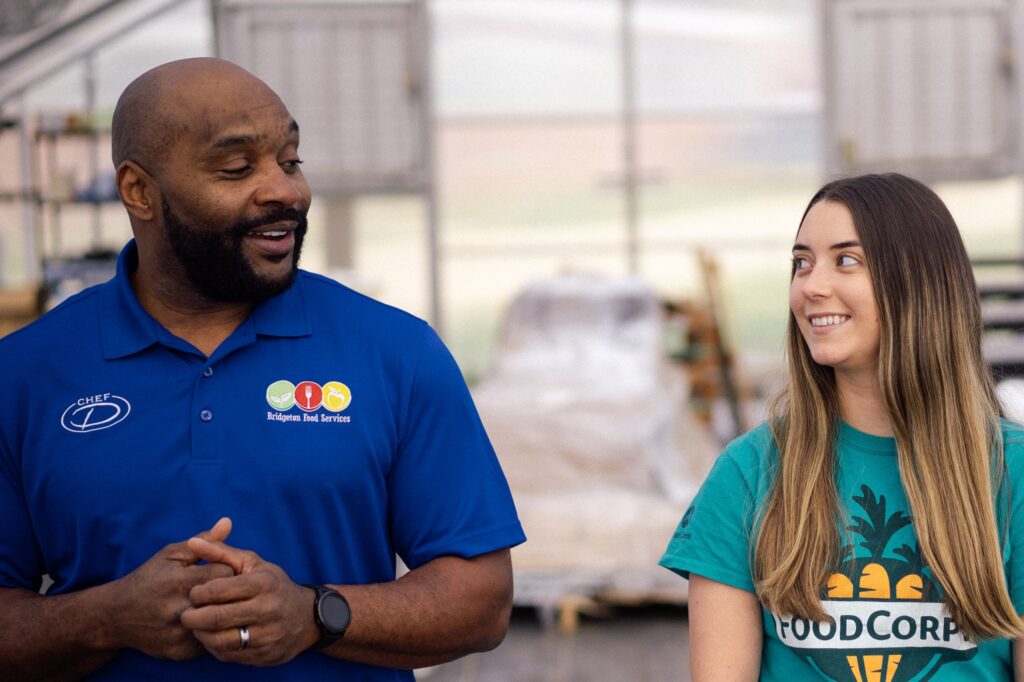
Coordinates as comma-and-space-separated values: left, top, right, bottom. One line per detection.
61, 393, 132, 433
265, 380, 352, 424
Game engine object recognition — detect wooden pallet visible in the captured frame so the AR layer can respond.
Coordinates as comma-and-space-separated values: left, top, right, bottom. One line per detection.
530, 590, 688, 635
514, 570, 688, 635
0, 286, 40, 338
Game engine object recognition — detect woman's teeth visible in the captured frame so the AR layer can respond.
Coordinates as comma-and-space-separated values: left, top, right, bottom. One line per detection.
811, 315, 849, 327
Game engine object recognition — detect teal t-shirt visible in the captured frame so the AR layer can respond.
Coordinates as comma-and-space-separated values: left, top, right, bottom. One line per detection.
660, 420, 1024, 682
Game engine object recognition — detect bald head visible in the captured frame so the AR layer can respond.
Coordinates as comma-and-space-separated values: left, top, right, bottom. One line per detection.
111, 58, 280, 171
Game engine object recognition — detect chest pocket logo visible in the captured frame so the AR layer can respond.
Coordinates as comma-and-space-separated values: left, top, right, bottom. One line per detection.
61, 394, 132, 433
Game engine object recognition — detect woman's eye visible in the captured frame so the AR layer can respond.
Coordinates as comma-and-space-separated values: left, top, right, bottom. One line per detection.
792, 256, 810, 270
838, 254, 861, 267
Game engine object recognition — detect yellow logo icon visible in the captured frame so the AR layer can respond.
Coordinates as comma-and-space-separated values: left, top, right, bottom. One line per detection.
321, 381, 352, 412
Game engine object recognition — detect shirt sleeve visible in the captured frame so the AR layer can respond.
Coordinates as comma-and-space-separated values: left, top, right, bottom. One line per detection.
388, 323, 526, 570
0, 379, 44, 590
659, 446, 759, 593
1002, 426, 1024, 613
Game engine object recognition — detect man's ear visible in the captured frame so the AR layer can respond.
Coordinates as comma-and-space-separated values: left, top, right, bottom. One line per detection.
116, 161, 158, 221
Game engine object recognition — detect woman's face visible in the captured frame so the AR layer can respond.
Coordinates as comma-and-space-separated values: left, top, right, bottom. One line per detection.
790, 200, 881, 381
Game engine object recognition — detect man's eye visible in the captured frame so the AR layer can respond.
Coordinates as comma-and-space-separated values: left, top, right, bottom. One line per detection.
281, 159, 304, 172
221, 166, 251, 176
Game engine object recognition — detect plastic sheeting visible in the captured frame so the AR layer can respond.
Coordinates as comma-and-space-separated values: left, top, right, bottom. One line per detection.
473, 274, 719, 603
998, 379, 1024, 423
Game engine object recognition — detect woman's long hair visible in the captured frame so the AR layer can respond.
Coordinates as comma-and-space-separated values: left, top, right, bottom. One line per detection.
753, 173, 1023, 640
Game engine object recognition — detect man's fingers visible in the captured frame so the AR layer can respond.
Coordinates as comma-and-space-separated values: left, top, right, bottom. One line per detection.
180, 599, 259, 632
159, 518, 233, 566
188, 572, 263, 606
191, 627, 254, 662
188, 562, 235, 586
195, 517, 232, 543
159, 541, 199, 563
192, 627, 233, 651
186, 537, 257, 575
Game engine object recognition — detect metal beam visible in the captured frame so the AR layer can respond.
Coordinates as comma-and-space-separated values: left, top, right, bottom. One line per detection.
0, 0, 192, 106
620, 0, 639, 275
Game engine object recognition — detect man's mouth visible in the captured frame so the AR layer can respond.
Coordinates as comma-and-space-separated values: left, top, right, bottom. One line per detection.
241, 222, 299, 260
247, 229, 290, 241
810, 315, 850, 328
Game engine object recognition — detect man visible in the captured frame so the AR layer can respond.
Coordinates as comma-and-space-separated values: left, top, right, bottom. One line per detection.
0, 58, 525, 680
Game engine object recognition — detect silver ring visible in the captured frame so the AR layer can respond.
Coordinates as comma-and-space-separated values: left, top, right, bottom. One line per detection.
239, 626, 250, 650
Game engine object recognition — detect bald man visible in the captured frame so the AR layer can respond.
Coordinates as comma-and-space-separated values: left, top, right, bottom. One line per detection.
0, 58, 524, 680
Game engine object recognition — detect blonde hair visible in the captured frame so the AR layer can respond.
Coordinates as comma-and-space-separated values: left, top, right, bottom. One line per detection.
754, 173, 1023, 641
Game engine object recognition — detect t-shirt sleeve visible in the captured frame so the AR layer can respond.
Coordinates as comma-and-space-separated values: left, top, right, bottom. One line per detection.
1003, 427, 1024, 613
388, 324, 526, 570
0, 395, 44, 590
659, 446, 758, 593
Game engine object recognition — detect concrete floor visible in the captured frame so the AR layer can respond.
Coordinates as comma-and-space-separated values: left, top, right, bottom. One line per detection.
420, 606, 691, 682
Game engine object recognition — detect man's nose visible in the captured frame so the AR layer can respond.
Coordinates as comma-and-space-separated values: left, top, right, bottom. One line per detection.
254, 163, 306, 208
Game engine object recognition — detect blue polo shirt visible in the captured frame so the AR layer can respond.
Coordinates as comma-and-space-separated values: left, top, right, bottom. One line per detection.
0, 241, 525, 680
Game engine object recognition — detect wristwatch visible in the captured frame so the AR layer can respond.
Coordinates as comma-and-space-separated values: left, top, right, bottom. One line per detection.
305, 584, 351, 648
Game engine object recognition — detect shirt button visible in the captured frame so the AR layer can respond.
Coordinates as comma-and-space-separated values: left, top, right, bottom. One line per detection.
203, 367, 214, 378
200, 409, 213, 422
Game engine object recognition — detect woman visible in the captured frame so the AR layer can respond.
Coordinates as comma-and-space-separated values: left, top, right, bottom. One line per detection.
661, 173, 1024, 681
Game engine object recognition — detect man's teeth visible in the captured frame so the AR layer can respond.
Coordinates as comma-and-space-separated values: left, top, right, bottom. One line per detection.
811, 315, 849, 327
248, 230, 287, 238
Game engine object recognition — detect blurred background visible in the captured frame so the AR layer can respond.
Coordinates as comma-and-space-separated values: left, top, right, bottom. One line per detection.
3, 0, 1024, 679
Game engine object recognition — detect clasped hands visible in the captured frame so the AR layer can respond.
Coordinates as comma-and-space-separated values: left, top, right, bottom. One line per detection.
112, 517, 319, 667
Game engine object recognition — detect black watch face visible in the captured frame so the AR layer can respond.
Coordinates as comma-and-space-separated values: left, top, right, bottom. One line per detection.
320, 591, 351, 634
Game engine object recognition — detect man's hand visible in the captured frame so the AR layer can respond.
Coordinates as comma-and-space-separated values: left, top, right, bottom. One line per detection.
105, 518, 235, 660
180, 537, 318, 667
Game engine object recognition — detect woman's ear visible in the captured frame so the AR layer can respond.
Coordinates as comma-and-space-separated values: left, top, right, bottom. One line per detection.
116, 160, 157, 222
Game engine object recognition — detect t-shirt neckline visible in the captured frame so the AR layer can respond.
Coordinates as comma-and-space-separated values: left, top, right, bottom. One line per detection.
838, 420, 897, 456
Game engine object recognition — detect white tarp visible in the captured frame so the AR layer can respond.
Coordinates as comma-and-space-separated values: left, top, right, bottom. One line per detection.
473, 274, 718, 602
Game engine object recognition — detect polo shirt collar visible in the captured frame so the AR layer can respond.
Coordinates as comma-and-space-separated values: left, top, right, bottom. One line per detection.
99, 240, 312, 360
99, 241, 161, 359
248, 271, 311, 338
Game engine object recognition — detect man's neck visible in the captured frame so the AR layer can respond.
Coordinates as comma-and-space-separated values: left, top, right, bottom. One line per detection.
130, 269, 253, 357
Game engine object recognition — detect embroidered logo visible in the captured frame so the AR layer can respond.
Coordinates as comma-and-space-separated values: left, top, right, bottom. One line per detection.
265, 380, 352, 423
61, 393, 131, 433
266, 380, 296, 411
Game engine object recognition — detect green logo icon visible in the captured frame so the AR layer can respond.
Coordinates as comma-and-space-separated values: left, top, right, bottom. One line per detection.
266, 380, 296, 411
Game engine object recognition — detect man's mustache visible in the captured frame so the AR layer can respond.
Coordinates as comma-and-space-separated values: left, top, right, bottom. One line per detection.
231, 208, 308, 238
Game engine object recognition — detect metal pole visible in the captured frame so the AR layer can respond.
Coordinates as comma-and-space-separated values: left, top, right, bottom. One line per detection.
323, 197, 355, 271
17, 95, 39, 283
820, 0, 837, 181
419, 0, 443, 335
621, 0, 639, 275
1016, 0, 1024, 244
84, 53, 102, 251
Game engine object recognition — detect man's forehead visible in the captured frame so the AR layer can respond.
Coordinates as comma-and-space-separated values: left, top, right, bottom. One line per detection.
168, 98, 300, 159
196, 108, 300, 148
208, 118, 300, 150
156, 67, 294, 141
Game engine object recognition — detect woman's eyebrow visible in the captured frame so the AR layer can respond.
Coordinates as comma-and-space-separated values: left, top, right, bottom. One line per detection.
791, 240, 861, 252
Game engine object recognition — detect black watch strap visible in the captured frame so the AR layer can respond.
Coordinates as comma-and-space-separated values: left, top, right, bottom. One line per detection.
305, 584, 351, 649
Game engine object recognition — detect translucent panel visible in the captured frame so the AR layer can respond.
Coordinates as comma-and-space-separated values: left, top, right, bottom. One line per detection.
827, 0, 1014, 180
216, 2, 427, 194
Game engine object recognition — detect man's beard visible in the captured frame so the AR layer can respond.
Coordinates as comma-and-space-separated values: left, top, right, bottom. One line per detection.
162, 199, 307, 303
